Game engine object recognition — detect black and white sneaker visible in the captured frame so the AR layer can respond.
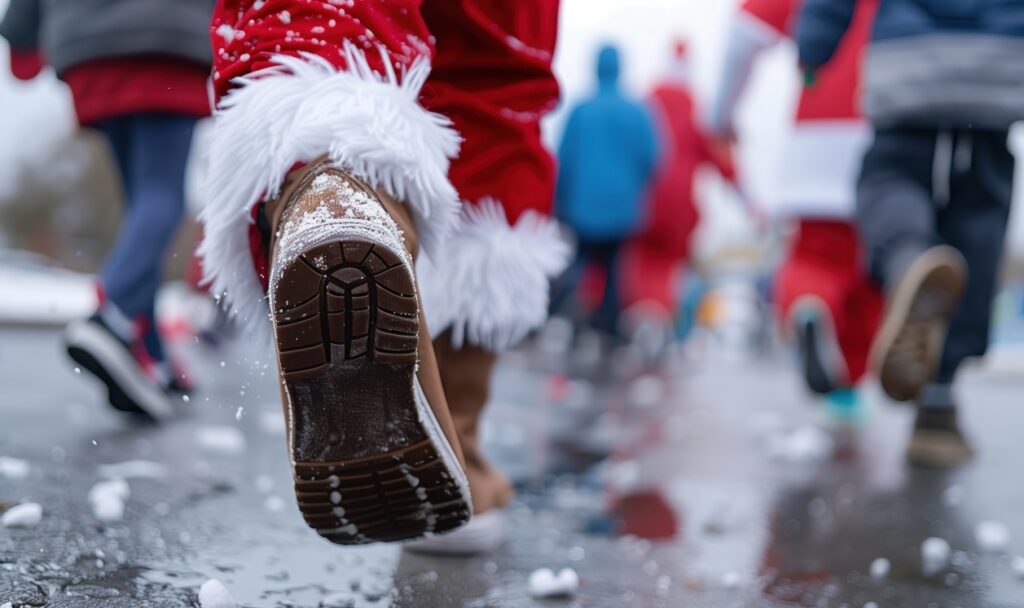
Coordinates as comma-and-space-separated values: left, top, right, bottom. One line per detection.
791, 296, 849, 396
64, 314, 175, 421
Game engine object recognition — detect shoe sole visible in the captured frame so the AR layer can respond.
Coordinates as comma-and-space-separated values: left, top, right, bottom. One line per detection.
272, 238, 470, 545
65, 320, 173, 420
790, 296, 847, 393
906, 429, 975, 468
870, 249, 965, 402
403, 509, 506, 556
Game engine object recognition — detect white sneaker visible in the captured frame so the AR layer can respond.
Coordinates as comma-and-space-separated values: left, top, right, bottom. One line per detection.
403, 510, 506, 556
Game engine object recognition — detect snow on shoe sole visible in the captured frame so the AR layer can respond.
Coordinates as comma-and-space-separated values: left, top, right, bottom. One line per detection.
273, 238, 470, 545
870, 247, 966, 403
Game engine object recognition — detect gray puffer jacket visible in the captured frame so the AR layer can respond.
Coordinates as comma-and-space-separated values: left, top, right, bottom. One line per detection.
0, 0, 214, 75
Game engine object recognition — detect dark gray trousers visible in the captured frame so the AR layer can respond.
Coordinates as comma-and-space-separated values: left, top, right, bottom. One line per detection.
856, 127, 1015, 383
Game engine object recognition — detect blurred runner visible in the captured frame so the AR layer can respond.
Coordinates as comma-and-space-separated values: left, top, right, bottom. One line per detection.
552, 44, 660, 339
201, 0, 566, 552
1, 0, 213, 419
799, 0, 1024, 466
621, 41, 738, 358
708, 0, 882, 406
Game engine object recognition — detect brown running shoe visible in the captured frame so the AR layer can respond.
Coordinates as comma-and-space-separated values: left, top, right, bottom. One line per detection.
266, 160, 471, 544
906, 407, 975, 468
870, 246, 966, 402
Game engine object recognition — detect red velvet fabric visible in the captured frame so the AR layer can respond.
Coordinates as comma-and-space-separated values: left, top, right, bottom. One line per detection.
775, 220, 882, 382
210, 0, 559, 223
62, 56, 212, 126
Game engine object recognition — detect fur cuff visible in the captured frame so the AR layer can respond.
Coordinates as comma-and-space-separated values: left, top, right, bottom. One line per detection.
418, 200, 570, 352
198, 45, 461, 333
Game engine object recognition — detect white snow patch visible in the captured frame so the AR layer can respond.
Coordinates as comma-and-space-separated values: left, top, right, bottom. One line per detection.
721, 571, 743, 589
975, 521, 1011, 553
255, 475, 274, 493
1011, 555, 1024, 578
98, 460, 168, 479
766, 425, 833, 462
864, 602, 879, 608
89, 479, 130, 522
197, 426, 247, 454
0, 456, 30, 479
528, 567, 579, 598
199, 579, 237, 608
259, 410, 286, 434
215, 24, 237, 43
2, 502, 42, 527
869, 557, 890, 582
604, 459, 642, 493
922, 537, 951, 576
264, 495, 286, 513
322, 593, 354, 607
628, 374, 667, 408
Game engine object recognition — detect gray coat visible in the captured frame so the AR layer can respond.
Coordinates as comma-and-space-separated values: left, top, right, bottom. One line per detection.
0, 0, 214, 75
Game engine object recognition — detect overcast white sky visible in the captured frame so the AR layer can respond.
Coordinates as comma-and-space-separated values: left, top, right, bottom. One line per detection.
1, 0, 1022, 255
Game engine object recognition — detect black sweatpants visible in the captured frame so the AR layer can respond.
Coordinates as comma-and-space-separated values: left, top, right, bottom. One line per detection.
856, 127, 1015, 383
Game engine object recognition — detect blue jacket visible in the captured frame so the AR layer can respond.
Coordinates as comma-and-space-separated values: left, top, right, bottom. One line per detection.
798, 0, 1024, 129
556, 45, 659, 241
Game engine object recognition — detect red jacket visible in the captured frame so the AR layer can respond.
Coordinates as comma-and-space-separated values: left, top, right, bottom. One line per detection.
643, 81, 735, 259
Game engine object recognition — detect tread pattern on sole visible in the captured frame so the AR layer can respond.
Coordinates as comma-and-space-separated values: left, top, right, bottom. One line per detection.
294, 440, 470, 544
272, 238, 470, 544
877, 261, 965, 402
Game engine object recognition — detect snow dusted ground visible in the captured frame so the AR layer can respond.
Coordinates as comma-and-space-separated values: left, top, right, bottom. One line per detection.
1, 327, 1024, 607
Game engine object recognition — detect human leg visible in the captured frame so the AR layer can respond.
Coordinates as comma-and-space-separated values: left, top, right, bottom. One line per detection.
202, 0, 472, 544
858, 127, 967, 402
65, 114, 194, 419
907, 128, 1014, 468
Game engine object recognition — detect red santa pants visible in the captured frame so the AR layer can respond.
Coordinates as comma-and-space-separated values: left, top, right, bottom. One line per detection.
775, 219, 883, 383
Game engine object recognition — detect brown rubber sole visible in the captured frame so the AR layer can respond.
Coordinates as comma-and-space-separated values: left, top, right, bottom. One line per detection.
871, 247, 966, 402
272, 238, 470, 544
906, 429, 975, 469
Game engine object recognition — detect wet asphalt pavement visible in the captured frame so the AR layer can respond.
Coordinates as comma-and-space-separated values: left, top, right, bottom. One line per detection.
1, 326, 1024, 607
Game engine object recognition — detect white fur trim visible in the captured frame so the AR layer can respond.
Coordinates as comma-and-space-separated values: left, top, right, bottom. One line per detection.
418, 200, 571, 352
198, 45, 461, 335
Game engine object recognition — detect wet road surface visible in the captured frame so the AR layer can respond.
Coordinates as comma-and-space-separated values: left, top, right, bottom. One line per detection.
1, 326, 1023, 607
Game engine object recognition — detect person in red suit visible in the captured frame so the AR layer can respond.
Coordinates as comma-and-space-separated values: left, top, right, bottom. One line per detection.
201, 0, 567, 554
708, 0, 882, 403
621, 41, 737, 350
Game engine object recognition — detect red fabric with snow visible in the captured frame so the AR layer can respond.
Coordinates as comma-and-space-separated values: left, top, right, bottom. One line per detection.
740, 0, 877, 122
775, 220, 882, 383
211, 0, 559, 223
621, 82, 735, 313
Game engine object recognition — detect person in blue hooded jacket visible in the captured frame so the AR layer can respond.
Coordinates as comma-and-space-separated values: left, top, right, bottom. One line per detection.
553, 44, 659, 337
797, 0, 1024, 468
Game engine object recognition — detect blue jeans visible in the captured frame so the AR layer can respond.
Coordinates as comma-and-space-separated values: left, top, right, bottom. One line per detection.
97, 114, 197, 360
550, 239, 624, 337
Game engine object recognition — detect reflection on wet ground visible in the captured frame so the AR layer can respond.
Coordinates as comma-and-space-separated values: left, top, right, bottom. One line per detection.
1, 327, 1023, 607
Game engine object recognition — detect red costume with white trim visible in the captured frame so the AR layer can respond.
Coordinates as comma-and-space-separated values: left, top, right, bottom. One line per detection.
710, 0, 881, 383
202, 0, 566, 349
622, 46, 736, 315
